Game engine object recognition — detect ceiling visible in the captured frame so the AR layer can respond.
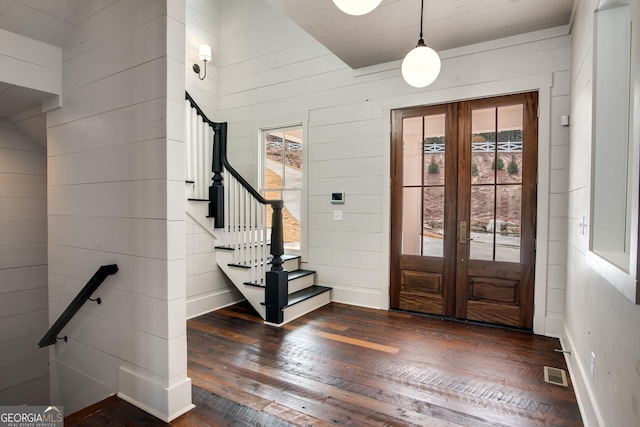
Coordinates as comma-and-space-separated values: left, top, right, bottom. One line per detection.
266, 0, 575, 69
0, 0, 81, 120
0, 0, 575, 120
0, 83, 56, 118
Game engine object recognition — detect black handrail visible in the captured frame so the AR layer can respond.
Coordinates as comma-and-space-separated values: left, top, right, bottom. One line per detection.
38, 264, 118, 348
185, 92, 280, 206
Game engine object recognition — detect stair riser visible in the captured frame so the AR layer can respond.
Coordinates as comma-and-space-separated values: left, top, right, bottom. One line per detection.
281, 291, 331, 325
282, 258, 299, 271
288, 273, 315, 294
186, 182, 194, 199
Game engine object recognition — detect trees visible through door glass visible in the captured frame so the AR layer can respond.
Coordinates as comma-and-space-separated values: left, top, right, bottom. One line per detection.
401, 114, 446, 257
470, 105, 523, 263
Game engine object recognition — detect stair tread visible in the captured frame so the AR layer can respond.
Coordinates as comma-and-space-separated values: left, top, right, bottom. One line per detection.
284, 285, 331, 309
228, 263, 251, 269
270, 254, 300, 264
243, 281, 265, 288
243, 268, 315, 287
288, 269, 315, 280
228, 256, 302, 270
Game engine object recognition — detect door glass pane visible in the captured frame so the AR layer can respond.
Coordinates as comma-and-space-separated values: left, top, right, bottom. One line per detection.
402, 113, 446, 258
470, 185, 495, 261
423, 114, 446, 186
471, 108, 496, 185
422, 113, 446, 257
495, 185, 521, 262
497, 104, 523, 185
423, 186, 444, 257
403, 117, 423, 186
402, 187, 422, 255
470, 104, 524, 263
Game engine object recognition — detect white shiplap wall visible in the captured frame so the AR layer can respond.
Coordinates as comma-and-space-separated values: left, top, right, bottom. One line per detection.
45, 0, 192, 421
218, 0, 570, 334
184, 0, 243, 317
564, 1, 640, 426
185, 214, 242, 317
0, 120, 48, 405
186, 0, 220, 115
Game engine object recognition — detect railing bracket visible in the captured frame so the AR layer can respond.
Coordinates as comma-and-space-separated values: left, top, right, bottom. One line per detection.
56, 336, 68, 343
88, 297, 102, 304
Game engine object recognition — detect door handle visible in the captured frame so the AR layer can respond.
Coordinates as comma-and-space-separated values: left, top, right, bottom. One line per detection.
459, 220, 474, 244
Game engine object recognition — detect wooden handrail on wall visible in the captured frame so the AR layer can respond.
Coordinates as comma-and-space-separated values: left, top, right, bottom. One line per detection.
38, 264, 118, 348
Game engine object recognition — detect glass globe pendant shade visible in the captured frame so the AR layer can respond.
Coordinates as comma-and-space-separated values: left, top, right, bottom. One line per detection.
332, 0, 382, 16
401, 39, 441, 88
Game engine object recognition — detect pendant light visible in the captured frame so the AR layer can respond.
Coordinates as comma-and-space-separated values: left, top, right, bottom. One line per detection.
401, 0, 441, 88
333, 0, 382, 16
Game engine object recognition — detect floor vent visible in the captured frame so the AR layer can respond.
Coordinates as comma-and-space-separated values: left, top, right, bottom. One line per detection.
544, 366, 568, 387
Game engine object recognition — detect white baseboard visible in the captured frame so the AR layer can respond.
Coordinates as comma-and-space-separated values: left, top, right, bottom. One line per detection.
117, 366, 194, 422
186, 288, 244, 319
560, 326, 604, 427
544, 315, 563, 338
325, 285, 384, 309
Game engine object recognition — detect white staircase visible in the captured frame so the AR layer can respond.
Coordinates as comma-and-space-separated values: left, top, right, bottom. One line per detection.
185, 93, 331, 326
215, 247, 331, 325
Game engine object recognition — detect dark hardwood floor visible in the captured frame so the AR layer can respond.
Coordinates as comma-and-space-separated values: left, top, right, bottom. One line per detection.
175, 301, 581, 426
67, 301, 582, 426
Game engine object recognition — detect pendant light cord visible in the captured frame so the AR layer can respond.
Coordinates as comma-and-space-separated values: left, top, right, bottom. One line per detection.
420, 0, 424, 39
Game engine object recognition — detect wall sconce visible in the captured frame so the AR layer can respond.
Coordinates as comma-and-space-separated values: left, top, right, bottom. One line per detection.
193, 44, 211, 80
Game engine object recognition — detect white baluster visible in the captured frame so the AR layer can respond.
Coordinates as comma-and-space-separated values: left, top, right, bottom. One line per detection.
185, 102, 192, 182
249, 194, 256, 284
224, 170, 230, 235
240, 184, 245, 263
261, 203, 267, 285
234, 178, 241, 264
200, 120, 208, 200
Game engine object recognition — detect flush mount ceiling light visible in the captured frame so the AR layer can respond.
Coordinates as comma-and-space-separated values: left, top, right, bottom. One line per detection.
401, 0, 441, 88
332, 0, 382, 16
193, 44, 211, 80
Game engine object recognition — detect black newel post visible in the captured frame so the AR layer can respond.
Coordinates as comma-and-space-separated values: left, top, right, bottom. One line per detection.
265, 201, 288, 324
209, 123, 225, 228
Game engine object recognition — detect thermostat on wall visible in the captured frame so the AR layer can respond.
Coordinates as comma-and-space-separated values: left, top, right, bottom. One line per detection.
331, 192, 345, 204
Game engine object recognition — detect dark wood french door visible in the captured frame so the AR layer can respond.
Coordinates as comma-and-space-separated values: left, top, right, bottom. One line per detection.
390, 92, 538, 329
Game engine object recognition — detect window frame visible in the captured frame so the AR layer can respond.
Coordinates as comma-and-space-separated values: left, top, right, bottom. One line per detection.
588, 0, 640, 304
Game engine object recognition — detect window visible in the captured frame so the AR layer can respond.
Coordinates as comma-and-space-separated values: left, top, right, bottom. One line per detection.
261, 125, 303, 251
589, 1, 640, 303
